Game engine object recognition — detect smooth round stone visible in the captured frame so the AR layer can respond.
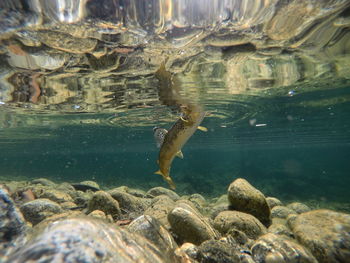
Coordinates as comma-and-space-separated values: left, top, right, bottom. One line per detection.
214, 210, 267, 240
268, 224, 294, 238
39, 189, 74, 203
108, 189, 149, 217
168, 203, 220, 245
20, 198, 63, 225
287, 202, 311, 214
266, 197, 283, 209
31, 178, 56, 187
290, 209, 350, 263
6, 217, 176, 263
252, 233, 317, 263
87, 191, 121, 220
197, 239, 242, 263
144, 195, 176, 230
88, 210, 107, 220
271, 206, 295, 219
227, 178, 271, 226
146, 187, 180, 201
128, 215, 178, 260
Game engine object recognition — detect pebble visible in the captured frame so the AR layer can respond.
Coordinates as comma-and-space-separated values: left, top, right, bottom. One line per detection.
87, 190, 121, 219
20, 198, 63, 225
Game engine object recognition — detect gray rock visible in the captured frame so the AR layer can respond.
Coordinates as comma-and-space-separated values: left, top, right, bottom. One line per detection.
227, 178, 271, 226
31, 178, 56, 187
197, 239, 242, 263
0, 187, 27, 258
271, 206, 296, 219
290, 209, 350, 263
108, 189, 149, 218
287, 202, 311, 214
251, 233, 317, 263
144, 195, 176, 230
87, 191, 121, 220
128, 215, 178, 260
266, 197, 283, 208
20, 198, 63, 225
147, 187, 180, 201
6, 217, 178, 263
38, 189, 74, 203
168, 203, 220, 245
214, 211, 267, 240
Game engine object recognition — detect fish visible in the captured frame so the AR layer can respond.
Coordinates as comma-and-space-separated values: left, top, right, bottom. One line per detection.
153, 127, 184, 158
154, 104, 206, 189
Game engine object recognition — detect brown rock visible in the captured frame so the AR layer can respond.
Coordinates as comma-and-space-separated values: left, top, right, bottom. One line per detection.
252, 233, 317, 263
227, 178, 271, 226
87, 191, 121, 219
214, 210, 267, 240
290, 209, 350, 263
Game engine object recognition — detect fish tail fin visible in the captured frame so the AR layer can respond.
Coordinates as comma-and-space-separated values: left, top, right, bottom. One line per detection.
176, 150, 184, 159
154, 170, 176, 190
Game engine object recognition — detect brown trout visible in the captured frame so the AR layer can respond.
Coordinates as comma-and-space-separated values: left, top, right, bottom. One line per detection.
154, 62, 207, 189
154, 104, 206, 189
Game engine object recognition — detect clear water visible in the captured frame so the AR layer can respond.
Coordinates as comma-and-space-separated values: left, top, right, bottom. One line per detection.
0, 0, 350, 212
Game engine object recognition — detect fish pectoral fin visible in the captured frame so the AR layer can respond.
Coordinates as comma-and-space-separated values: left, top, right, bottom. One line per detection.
180, 116, 189, 122
176, 150, 184, 159
197, 126, 208, 132
154, 170, 163, 176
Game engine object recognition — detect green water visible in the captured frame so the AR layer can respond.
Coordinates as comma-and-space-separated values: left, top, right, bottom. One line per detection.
1, 75, 349, 211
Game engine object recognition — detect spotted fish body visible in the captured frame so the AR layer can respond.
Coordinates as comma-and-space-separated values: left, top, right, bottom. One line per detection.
155, 104, 206, 189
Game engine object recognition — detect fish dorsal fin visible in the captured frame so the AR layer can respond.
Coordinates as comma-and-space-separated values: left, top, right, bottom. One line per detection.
197, 126, 208, 132
176, 150, 184, 159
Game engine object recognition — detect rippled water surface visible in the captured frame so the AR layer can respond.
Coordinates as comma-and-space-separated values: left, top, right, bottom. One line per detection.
0, 0, 350, 210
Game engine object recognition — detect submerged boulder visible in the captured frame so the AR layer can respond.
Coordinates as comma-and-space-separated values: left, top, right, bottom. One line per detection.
20, 198, 63, 225
214, 210, 267, 240
87, 191, 121, 220
168, 202, 220, 245
128, 215, 178, 261
147, 187, 180, 201
108, 189, 150, 218
251, 233, 317, 263
6, 217, 176, 263
0, 186, 27, 258
227, 178, 271, 226
197, 239, 242, 263
144, 195, 176, 230
290, 209, 350, 263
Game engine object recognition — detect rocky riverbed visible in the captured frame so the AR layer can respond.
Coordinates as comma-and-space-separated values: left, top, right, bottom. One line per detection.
1, 178, 349, 263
